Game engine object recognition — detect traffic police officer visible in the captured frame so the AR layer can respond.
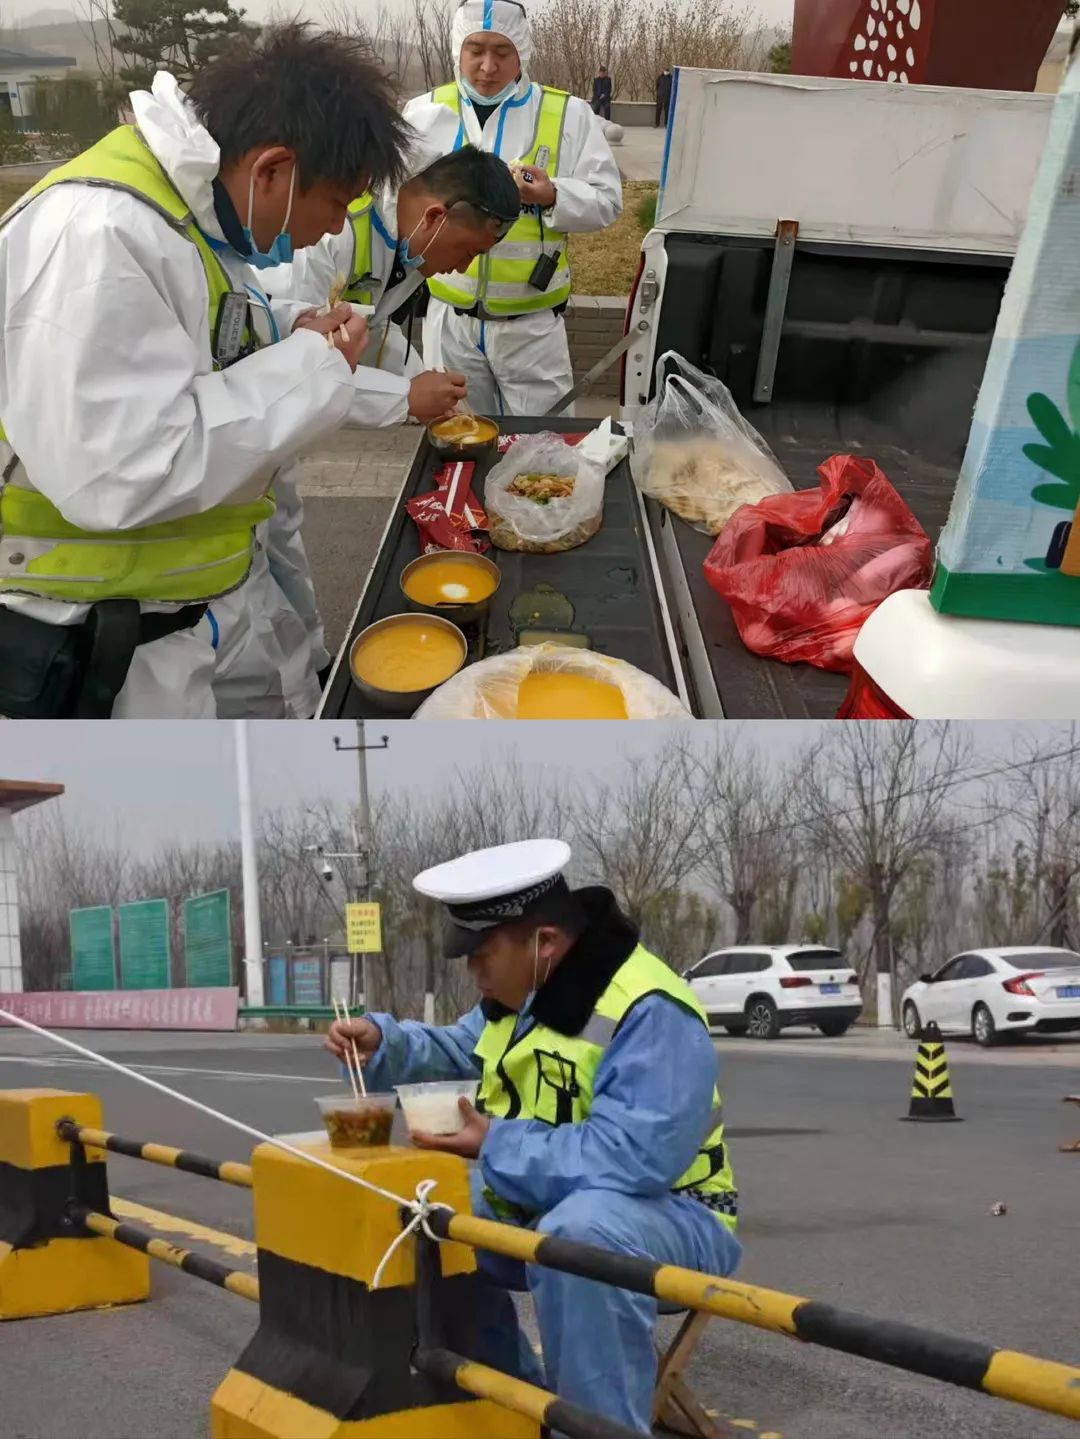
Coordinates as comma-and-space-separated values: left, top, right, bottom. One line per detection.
326, 838, 741, 1435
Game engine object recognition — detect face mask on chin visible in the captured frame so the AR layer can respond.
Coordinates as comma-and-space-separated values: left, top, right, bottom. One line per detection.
459, 73, 519, 107
244, 154, 296, 269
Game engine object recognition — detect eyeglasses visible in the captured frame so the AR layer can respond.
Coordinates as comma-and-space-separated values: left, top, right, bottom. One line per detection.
447, 197, 517, 240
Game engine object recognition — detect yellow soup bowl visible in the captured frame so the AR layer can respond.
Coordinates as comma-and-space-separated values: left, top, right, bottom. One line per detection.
400, 551, 502, 625
349, 613, 468, 713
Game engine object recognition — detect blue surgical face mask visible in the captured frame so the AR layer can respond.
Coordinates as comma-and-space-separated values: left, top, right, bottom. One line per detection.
399, 214, 446, 272
244, 155, 296, 270
459, 74, 519, 108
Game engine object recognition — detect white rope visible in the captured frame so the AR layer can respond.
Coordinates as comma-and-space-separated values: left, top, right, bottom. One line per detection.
371, 1177, 455, 1291
0, 1009, 456, 1261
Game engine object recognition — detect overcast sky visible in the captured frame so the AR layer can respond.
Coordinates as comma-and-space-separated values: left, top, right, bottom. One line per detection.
0, 720, 1054, 850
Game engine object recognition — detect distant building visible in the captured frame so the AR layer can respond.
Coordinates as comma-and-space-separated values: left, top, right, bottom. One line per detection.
0, 779, 65, 995
0, 43, 77, 128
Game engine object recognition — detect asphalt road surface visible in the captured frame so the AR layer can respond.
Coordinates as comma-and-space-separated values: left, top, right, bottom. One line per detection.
1, 1026, 1078, 1439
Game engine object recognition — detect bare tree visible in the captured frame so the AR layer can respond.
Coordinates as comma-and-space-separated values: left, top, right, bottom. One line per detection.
685, 731, 799, 944
573, 745, 708, 933
15, 808, 129, 990
529, 0, 764, 101
991, 727, 1080, 949
797, 723, 970, 1020
319, 0, 417, 94
412, 0, 455, 91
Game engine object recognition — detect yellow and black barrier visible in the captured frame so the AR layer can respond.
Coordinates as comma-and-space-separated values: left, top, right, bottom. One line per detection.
71, 1206, 260, 1304
414, 1348, 639, 1439
210, 1140, 539, 1439
0, 1089, 149, 1319
6, 1087, 1080, 1433
422, 1208, 1080, 1424
56, 1120, 253, 1188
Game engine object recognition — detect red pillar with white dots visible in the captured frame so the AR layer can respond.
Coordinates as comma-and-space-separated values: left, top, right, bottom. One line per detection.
791, 0, 1065, 92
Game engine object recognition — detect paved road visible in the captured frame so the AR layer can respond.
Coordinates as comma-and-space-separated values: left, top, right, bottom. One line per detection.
1, 1027, 1078, 1439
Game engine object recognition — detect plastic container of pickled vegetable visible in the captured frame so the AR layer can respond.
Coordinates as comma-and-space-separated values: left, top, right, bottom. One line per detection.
315, 1093, 397, 1149
395, 1080, 480, 1136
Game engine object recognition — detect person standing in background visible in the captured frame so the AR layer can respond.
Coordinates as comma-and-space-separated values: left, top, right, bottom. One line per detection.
656, 66, 673, 127
591, 64, 613, 120
404, 0, 622, 418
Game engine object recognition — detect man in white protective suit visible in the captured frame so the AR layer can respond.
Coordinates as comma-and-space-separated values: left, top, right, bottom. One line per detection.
0, 25, 410, 718
226, 144, 522, 717
404, 0, 623, 419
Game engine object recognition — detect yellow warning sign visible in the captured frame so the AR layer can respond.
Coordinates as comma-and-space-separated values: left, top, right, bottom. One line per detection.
345, 902, 382, 954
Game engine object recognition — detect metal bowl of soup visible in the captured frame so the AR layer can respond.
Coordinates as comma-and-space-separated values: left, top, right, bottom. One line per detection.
427, 413, 500, 456
399, 551, 502, 626
349, 613, 468, 713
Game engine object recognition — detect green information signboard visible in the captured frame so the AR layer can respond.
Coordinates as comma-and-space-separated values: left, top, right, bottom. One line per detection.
183, 890, 233, 988
69, 906, 116, 991
118, 899, 171, 990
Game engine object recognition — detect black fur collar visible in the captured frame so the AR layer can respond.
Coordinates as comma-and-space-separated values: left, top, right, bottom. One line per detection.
479, 888, 639, 1036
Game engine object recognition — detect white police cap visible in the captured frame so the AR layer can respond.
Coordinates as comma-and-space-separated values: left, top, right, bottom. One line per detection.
414, 839, 572, 957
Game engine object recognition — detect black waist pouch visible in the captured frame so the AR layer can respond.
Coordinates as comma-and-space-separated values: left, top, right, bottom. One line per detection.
0, 600, 207, 719
0, 605, 82, 717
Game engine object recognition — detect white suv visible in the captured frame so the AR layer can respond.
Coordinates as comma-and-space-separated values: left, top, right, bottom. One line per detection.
684, 945, 863, 1040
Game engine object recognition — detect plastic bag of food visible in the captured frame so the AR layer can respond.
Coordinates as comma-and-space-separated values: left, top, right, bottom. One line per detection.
414, 643, 691, 719
631, 352, 791, 534
485, 433, 605, 553
703, 455, 932, 673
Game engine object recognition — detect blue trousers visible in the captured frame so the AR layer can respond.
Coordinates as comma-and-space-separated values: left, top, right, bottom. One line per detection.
468, 1172, 742, 1434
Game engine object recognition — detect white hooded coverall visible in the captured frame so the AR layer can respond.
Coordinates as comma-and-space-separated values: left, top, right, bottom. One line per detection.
404, 0, 623, 419
0, 72, 359, 717
217, 176, 436, 720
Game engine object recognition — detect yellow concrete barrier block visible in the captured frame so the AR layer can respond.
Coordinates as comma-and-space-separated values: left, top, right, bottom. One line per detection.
0, 1089, 149, 1320
211, 1141, 539, 1439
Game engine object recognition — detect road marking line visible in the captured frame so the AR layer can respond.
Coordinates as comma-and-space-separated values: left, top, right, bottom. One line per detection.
111, 1197, 256, 1262
0, 1055, 330, 1083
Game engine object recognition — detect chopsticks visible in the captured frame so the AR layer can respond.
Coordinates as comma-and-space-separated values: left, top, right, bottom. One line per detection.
333, 997, 367, 1099
320, 272, 350, 351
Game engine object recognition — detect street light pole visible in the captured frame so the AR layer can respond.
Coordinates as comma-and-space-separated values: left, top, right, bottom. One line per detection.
333, 723, 388, 1011
234, 721, 264, 1007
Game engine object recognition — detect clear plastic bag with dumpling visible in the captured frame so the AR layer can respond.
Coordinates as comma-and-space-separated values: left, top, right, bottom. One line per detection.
413, 642, 691, 719
631, 351, 791, 535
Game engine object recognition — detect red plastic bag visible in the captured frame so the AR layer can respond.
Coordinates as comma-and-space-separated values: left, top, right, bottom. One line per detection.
703, 456, 932, 673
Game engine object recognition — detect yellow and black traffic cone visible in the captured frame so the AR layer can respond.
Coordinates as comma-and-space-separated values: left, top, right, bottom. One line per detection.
901, 1020, 962, 1122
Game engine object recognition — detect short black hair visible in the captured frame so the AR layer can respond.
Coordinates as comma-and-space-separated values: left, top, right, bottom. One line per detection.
406, 147, 520, 227
187, 22, 412, 190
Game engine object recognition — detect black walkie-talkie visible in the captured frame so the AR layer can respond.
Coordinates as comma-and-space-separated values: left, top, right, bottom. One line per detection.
529, 253, 559, 291
528, 194, 559, 292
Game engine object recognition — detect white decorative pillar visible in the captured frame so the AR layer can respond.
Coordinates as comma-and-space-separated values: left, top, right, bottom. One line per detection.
0, 808, 23, 994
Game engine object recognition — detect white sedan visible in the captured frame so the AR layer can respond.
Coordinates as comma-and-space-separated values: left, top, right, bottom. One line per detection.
900, 947, 1080, 1047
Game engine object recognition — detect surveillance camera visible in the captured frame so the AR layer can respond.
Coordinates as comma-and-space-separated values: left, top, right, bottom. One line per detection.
320, 861, 334, 882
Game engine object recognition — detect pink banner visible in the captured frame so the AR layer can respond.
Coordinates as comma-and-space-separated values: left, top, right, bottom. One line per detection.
0, 987, 239, 1031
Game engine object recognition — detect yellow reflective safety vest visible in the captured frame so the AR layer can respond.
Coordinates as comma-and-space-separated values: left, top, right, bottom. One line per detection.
341, 193, 375, 306
475, 944, 738, 1232
0, 125, 275, 606
426, 84, 573, 317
